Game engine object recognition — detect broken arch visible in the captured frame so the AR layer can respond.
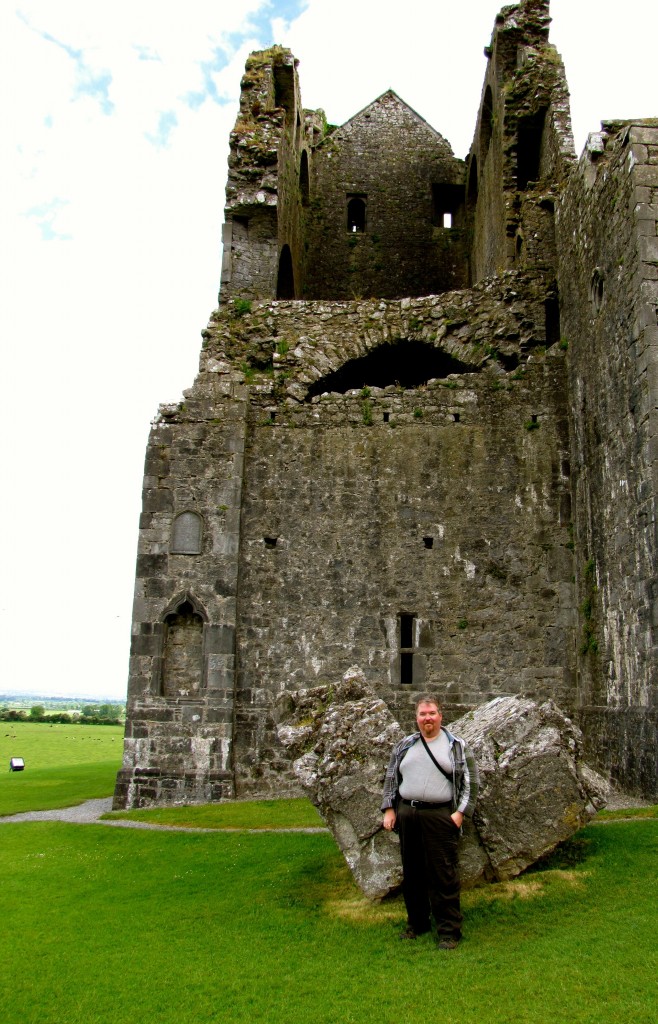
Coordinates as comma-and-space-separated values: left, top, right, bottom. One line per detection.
305, 339, 476, 399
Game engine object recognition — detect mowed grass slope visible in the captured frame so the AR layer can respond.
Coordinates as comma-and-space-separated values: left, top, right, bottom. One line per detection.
1, 817, 656, 1024
0, 722, 123, 815
103, 796, 324, 829
1, 723, 656, 1023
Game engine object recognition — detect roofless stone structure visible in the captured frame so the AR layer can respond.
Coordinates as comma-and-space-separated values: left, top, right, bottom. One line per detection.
114, 0, 658, 809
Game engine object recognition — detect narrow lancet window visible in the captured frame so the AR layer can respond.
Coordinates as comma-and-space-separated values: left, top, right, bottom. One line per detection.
299, 151, 310, 207
399, 613, 416, 685
277, 245, 295, 299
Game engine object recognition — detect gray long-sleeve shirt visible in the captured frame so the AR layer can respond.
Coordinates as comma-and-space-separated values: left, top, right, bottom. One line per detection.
381, 727, 479, 816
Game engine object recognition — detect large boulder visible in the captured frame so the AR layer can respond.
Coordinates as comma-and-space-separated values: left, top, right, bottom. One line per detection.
275, 668, 403, 899
276, 671, 609, 898
455, 695, 609, 880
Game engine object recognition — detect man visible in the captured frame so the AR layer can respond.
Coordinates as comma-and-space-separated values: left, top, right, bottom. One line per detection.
381, 695, 478, 949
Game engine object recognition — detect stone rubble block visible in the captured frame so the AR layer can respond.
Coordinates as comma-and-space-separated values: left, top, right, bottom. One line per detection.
275, 668, 404, 899
276, 673, 608, 899
454, 695, 609, 881
630, 126, 658, 146
640, 235, 658, 263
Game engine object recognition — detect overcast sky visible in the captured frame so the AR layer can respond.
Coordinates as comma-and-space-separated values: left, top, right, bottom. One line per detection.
1, 0, 656, 698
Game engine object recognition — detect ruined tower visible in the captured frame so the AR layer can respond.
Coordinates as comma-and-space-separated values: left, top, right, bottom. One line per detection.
114, 0, 657, 809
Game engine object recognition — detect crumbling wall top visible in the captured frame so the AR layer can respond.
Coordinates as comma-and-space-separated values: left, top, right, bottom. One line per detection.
195, 270, 557, 407
225, 47, 301, 212
488, 0, 551, 50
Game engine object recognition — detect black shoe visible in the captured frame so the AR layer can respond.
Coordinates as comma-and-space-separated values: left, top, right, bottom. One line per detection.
400, 925, 430, 940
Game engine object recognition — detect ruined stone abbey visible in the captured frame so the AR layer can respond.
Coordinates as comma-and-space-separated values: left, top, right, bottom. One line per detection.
114, 0, 658, 808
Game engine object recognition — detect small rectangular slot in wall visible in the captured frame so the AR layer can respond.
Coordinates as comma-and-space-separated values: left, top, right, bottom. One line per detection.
423, 536, 434, 549
273, 64, 295, 121
544, 295, 560, 345
400, 613, 414, 649
517, 108, 547, 190
264, 536, 278, 548
383, 411, 390, 422
400, 613, 416, 684
400, 652, 413, 685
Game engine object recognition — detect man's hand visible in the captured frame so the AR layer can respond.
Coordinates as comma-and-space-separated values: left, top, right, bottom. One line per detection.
383, 808, 397, 831
451, 811, 464, 829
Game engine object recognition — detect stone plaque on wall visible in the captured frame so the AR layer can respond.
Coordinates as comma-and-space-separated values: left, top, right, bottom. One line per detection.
171, 512, 202, 554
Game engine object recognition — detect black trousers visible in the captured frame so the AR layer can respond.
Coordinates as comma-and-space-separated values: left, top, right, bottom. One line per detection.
397, 801, 462, 938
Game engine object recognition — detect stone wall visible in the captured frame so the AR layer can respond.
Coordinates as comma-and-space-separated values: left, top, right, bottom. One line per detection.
117, 272, 571, 800
234, 350, 574, 793
219, 47, 316, 304
115, 266, 578, 805
113, 388, 248, 807
556, 121, 658, 794
304, 92, 468, 300
468, 0, 574, 284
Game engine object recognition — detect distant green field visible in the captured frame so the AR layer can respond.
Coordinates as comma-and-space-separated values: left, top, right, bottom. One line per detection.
0, 722, 123, 815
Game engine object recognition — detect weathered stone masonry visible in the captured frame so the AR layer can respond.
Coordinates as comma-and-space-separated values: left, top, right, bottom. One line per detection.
114, 0, 657, 808
557, 122, 658, 793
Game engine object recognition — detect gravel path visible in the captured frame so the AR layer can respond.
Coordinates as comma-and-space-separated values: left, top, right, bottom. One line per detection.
0, 797, 114, 824
0, 797, 329, 832
1, 791, 652, 832
603, 790, 654, 811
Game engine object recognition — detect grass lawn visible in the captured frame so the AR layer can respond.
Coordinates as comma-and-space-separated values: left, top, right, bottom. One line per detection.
102, 797, 324, 829
0, 722, 123, 815
1, 815, 656, 1024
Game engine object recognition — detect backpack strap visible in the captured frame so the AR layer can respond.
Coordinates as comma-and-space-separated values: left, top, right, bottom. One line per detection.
419, 733, 453, 784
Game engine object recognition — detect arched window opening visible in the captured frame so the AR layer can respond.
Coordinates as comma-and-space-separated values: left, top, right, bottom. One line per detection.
299, 151, 310, 207
171, 511, 203, 554
305, 340, 476, 400
276, 245, 295, 299
480, 86, 494, 160
161, 600, 204, 699
347, 195, 367, 233
517, 108, 547, 190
